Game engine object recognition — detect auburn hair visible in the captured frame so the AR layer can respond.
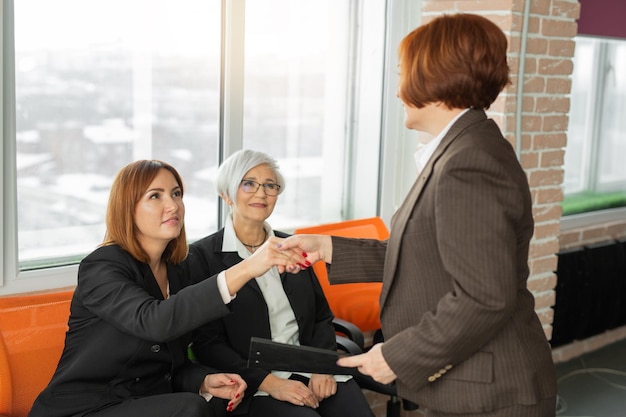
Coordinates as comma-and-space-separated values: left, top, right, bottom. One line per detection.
398, 13, 511, 110
102, 160, 188, 264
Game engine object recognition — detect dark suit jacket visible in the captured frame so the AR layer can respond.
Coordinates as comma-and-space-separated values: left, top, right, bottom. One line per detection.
329, 109, 557, 414
188, 229, 336, 413
28, 245, 229, 417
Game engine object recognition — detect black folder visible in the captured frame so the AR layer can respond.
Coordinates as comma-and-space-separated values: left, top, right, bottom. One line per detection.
247, 337, 355, 375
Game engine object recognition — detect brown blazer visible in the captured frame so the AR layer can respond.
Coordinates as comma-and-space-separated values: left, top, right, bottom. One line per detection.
329, 109, 557, 414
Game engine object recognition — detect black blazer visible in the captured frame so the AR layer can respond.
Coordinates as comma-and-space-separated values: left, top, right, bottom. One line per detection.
188, 229, 336, 408
29, 245, 230, 417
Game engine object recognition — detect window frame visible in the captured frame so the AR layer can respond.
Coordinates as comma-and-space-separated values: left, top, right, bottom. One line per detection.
562, 35, 626, 219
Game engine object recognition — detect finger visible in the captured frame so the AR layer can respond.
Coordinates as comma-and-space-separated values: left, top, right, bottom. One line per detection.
336, 354, 364, 368
329, 381, 337, 396
230, 393, 243, 408
289, 394, 305, 407
294, 386, 317, 407
302, 393, 319, 408
272, 244, 306, 262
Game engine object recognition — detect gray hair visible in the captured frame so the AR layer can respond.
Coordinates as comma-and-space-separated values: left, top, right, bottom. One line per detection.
216, 149, 285, 204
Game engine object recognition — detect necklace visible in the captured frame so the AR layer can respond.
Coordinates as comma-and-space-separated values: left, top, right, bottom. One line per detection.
241, 229, 267, 251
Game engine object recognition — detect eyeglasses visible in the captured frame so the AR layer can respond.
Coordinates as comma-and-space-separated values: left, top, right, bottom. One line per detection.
239, 180, 281, 196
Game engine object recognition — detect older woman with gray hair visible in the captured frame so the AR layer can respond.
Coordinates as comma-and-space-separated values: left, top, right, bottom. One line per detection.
188, 149, 374, 417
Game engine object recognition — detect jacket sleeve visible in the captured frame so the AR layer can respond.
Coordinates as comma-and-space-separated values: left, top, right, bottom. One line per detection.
173, 357, 217, 393
328, 236, 387, 284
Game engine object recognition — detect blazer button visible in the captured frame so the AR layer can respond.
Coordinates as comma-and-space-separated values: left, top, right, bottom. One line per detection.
151, 344, 161, 353
427, 376, 436, 382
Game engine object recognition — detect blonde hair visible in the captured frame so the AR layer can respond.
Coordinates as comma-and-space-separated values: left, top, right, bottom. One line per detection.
216, 149, 285, 204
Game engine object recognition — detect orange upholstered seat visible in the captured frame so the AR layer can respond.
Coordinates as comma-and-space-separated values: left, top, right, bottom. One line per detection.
295, 217, 389, 333
0, 290, 73, 417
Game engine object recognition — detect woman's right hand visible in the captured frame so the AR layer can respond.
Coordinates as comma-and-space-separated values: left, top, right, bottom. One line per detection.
259, 374, 319, 409
244, 236, 311, 276
224, 236, 311, 294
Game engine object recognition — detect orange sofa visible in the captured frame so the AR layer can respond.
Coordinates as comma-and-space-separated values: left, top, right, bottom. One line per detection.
0, 289, 73, 417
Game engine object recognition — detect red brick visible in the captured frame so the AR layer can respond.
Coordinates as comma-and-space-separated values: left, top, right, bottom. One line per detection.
541, 18, 578, 37
538, 58, 574, 76
549, 39, 576, 57
534, 187, 564, 204
532, 133, 567, 149
546, 77, 572, 94
543, 115, 569, 132
552, 0, 581, 20
533, 204, 563, 223
529, 238, 560, 258
533, 221, 562, 240
520, 151, 540, 170
537, 96, 571, 113
540, 149, 565, 167
529, 169, 564, 187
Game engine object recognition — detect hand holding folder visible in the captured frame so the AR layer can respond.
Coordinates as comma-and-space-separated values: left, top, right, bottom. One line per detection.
247, 337, 357, 376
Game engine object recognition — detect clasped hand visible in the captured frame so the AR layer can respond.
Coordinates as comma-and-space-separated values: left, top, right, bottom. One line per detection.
260, 373, 337, 409
202, 373, 246, 412
245, 236, 312, 275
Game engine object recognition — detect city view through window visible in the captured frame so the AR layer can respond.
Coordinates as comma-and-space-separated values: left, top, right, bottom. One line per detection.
14, 0, 351, 268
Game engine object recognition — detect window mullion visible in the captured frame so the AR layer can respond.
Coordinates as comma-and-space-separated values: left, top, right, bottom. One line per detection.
218, 0, 245, 228
2, 0, 19, 288
587, 41, 608, 192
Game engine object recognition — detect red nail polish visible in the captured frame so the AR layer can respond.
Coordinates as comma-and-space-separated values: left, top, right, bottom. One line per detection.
236, 393, 240, 398
302, 252, 308, 257
305, 261, 311, 266
297, 263, 306, 269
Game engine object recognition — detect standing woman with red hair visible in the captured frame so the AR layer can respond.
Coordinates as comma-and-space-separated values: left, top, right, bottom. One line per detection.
280, 14, 558, 417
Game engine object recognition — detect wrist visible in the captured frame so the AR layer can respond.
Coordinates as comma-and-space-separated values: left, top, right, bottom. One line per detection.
224, 262, 251, 295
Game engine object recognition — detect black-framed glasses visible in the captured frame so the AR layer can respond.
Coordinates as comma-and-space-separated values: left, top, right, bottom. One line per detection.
239, 180, 281, 196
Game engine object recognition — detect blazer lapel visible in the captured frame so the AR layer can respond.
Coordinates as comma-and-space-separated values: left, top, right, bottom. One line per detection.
139, 262, 165, 300
380, 109, 487, 305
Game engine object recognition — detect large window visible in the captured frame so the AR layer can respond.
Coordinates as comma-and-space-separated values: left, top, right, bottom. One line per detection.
14, 0, 222, 269
12, 0, 360, 269
3, 0, 412, 294
564, 36, 626, 215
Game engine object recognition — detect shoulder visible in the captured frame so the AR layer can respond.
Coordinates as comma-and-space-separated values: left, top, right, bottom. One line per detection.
189, 229, 224, 252
273, 230, 291, 239
443, 111, 517, 170
81, 244, 131, 264
77, 245, 143, 288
